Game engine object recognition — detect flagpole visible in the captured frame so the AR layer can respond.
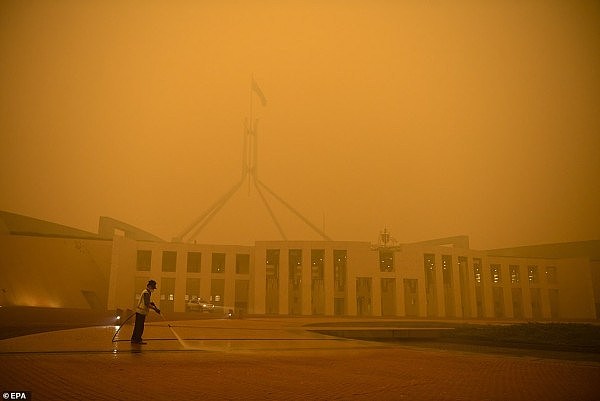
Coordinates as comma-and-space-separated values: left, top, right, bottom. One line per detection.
178, 76, 333, 243
250, 73, 254, 123
248, 74, 254, 195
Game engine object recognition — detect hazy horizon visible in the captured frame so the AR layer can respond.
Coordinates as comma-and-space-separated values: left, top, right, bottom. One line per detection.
1, 0, 599, 250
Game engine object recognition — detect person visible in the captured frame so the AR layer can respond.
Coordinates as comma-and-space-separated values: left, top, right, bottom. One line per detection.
131, 279, 160, 344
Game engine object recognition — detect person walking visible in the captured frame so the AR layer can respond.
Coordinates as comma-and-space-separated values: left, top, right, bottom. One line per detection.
131, 279, 160, 344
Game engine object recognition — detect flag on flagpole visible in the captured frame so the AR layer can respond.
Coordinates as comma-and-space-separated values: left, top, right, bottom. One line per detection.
252, 77, 267, 106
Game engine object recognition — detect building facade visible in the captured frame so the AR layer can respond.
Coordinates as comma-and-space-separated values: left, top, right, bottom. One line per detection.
108, 234, 599, 321
2, 211, 599, 321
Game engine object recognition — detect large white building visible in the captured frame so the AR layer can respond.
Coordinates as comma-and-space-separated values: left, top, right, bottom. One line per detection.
1, 210, 599, 321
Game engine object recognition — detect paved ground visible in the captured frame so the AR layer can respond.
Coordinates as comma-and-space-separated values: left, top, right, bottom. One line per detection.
1, 318, 599, 400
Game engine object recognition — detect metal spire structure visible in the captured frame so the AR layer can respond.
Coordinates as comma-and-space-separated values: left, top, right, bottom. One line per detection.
174, 76, 332, 243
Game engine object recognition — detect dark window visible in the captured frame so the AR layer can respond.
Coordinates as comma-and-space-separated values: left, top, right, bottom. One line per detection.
162, 251, 177, 272
236, 254, 250, 274
136, 250, 151, 271
187, 252, 201, 273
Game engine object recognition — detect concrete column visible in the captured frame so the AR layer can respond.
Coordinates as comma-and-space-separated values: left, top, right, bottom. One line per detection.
418, 274, 427, 318
174, 247, 187, 312
522, 283, 533, 319
279, 248, 289, 315
435, 254, 446, 317
111, 236, 139, 310
452, 255, 462, 318
107, 235, 123, 310
346, 251, 357, 316
301, 247, 311, 315
468, 259, 479, 318
200, 250, 211, 305
501, 264, 512, 318
540, 285, 551, 319
151, 245, 161, 285
224, 250, 236, 311
396, 276, 405, 317
372, 276, 382, 316
481, 258, 494, 318
324, 248, 334, 315
252, 247, 266, 314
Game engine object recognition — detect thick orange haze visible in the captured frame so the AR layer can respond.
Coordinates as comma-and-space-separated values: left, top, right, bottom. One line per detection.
1, 0, 599, 249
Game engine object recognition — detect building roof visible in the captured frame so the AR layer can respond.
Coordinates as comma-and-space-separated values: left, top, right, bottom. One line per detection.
2, 210, 597, 258
0, 211, 165, 242
486, 240, 600, 260
0, 210, 99, 239
97, 216, 165, 242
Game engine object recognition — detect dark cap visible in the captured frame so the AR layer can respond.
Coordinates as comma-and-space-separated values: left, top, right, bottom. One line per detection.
147, 280, 157, 289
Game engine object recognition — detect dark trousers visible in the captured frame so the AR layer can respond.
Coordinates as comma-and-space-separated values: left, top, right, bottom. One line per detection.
131, 313, 146, 343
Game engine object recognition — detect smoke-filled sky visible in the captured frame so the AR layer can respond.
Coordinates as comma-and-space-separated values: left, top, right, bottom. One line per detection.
1, 0, 599, 249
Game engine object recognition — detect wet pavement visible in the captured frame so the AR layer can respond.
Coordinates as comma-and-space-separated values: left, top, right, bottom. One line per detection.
1, 317, 599, 400
0, 317, 386, 354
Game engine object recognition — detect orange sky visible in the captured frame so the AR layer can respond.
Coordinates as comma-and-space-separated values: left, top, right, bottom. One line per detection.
1, 0, 599, 249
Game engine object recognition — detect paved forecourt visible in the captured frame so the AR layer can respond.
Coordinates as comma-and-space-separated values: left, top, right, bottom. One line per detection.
0, 317, 384, 353
1, 318, 599, 400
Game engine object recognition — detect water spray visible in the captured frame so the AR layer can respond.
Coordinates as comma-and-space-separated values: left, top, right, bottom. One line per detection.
111, 309, 190, 348
159, 313, 190, 349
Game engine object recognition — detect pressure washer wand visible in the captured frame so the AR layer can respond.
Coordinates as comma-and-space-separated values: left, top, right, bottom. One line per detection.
159, 312, 188, 347
158, 310, 173, 328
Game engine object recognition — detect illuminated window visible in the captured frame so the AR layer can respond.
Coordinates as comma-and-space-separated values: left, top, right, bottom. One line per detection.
509, 265, 520, 284
545, 266, 557, 284
424, 254, 435, 271
379, 250, 394, 272
424, 254, 436, 293
490, 264, 501, 284
334, 250, 347, 291
211, 278, 224, 306
212, 253, 225, 273
311, 249, 325, 280
266, 249, 280, 278
442, 255, 452, 287
288, 249, 303, 315
474, 258, 482, 284
528, 265, 538, 284
160, 278, 175, 308
288, 249, 302, 288
186, 278, 200, 311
